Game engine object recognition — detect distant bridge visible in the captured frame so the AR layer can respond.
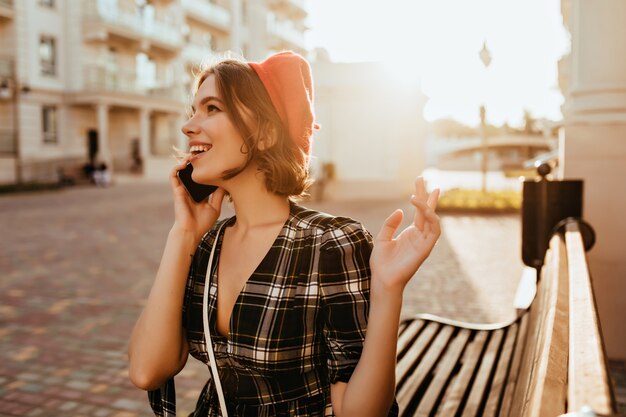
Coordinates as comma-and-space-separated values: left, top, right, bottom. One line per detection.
433, 135, 557, 171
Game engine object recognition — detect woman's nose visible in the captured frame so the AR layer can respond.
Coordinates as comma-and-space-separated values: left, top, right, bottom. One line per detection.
181, 117, 199, 136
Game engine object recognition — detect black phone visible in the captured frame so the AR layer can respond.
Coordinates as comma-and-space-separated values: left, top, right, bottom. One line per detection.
177, 162, 218, 203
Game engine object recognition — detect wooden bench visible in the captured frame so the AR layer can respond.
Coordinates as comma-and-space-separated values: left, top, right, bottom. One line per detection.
394, 220, 618, 417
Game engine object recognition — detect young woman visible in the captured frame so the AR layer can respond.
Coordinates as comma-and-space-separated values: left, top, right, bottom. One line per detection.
128, 51, 440, 417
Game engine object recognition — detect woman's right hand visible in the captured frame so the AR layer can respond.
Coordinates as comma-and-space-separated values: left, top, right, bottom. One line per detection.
169, 157, 226, 242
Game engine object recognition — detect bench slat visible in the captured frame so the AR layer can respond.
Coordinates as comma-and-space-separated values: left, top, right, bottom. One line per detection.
483, 322, 519, 417
508, 236, 559, 416
397, 319, 425, 356
525, 235, 569, 417
565, 223, 616, 414
414, 328, 472, 417
435, 330, 489, 416
396, 322, 440, 385
461, 329, 505, 417
397, 325, 455, 414
398, 320, 408, 335
498, 313, 528, 417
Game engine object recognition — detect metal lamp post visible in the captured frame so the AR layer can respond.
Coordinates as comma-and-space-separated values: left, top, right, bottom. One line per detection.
479, 41, 491, 192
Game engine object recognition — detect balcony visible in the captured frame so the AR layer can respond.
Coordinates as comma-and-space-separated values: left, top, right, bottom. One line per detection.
182, 43, 214, 66
0, 0, 14, 20
266, 13, 306, 49
82, 0, 183, 53
83, 66, 185, 102
181, 0, 231, 32
267, 0, 308, 18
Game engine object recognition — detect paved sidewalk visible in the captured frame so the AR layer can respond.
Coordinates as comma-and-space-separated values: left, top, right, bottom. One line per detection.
0, 180, 623, 416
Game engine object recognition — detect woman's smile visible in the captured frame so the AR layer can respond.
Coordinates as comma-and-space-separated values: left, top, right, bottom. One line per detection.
189, 143, 213, 162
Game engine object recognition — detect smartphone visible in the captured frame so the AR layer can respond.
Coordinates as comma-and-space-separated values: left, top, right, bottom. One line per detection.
177, 162, 218, 203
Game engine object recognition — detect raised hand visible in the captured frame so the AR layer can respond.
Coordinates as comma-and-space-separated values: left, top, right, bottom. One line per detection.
370, 177, 441, 293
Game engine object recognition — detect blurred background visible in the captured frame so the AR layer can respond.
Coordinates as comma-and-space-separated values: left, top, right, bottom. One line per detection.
1, 0, 625, 415
0, 0, 568, 195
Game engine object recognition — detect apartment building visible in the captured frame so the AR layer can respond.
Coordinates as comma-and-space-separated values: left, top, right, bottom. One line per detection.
0, 0, 310, 184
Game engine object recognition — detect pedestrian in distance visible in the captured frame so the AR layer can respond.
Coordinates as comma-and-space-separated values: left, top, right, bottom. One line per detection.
93, 162, 111, 187
128, 51, 441, 417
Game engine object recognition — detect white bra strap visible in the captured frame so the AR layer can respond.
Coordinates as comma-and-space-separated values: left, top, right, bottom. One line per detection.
202, 222, 229, 417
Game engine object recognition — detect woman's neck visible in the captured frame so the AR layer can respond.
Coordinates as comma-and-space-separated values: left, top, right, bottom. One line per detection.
224, 168, 290, 232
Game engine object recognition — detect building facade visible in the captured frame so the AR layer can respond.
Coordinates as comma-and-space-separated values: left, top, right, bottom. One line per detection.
0, 0, 310, 184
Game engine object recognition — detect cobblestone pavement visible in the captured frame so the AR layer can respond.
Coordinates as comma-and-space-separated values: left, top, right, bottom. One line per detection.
1, 179, 624, 416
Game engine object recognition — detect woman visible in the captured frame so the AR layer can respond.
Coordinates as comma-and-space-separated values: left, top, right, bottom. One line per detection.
128, 51, 440, 417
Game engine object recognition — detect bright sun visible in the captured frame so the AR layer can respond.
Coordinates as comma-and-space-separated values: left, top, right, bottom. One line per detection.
307, 0, 570, 128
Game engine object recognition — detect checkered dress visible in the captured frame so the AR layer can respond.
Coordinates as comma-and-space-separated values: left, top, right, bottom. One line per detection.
148, 202, 399, 416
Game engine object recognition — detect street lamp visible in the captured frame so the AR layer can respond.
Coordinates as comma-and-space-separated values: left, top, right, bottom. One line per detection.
479, 41, 491, 192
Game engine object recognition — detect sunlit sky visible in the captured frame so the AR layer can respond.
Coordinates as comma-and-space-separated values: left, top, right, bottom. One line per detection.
306, 0, 570, 128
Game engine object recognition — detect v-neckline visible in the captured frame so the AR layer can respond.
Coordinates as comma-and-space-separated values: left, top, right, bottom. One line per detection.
210, 203, 294, 339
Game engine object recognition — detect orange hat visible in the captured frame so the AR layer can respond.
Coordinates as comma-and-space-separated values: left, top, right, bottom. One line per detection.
249, 51, 320, 165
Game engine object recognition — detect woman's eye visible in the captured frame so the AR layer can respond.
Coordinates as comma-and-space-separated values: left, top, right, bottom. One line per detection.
207, 105, 220, 113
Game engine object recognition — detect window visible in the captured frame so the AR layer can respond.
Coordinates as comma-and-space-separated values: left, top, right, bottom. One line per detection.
136, 52, 156, 90
42, 106, 58, 144
104, 47, 118, 90
199, 32, 215, 50
39, 36, 56, 76
38, 0, 55, 7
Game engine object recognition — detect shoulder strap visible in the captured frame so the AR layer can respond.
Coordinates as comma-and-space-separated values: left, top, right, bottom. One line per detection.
203, 221, 229, 417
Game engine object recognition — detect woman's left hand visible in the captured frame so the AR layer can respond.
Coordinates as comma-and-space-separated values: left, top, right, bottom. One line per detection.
370, 177, 441, 293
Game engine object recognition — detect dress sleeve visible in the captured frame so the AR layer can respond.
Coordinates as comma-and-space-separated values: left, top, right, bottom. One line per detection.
148, 379, 176, 417
319, 221, 373, 384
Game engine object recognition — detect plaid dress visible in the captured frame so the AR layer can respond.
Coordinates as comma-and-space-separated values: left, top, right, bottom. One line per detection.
149, 202, 399, 416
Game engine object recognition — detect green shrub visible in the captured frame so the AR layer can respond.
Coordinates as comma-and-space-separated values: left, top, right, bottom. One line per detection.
438, 189, 521, 213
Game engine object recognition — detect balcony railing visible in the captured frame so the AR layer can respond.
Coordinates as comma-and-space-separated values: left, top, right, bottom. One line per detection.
83, 66, 184, 101
289, 0, 307, 11
181, 0, 230, 31
268, 0, 307, 14
182, 43, 214, 65
266, 13, 305, 48
83, 0, 183, 50
148, 85, 186, 101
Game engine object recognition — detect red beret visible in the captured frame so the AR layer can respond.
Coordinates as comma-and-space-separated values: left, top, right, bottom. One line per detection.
249, 51, 320, 166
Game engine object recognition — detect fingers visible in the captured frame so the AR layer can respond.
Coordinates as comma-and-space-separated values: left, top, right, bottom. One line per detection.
412, 176, 440, 231
427, 188, 440, 211
410, 197, 441, 237
376, 209, 404, 242
413, 177, 427, 230
169, 157, 190, 191
413, 177, 440, 209
414, 177, 428, 200
208, 187, 226, 211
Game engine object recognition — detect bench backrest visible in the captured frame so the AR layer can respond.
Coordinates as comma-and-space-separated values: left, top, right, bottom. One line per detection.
506, 222, 616, 416
564, 222, 616, 414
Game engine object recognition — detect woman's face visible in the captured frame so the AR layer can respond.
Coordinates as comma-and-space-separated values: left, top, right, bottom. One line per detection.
181, 74, 249, 185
